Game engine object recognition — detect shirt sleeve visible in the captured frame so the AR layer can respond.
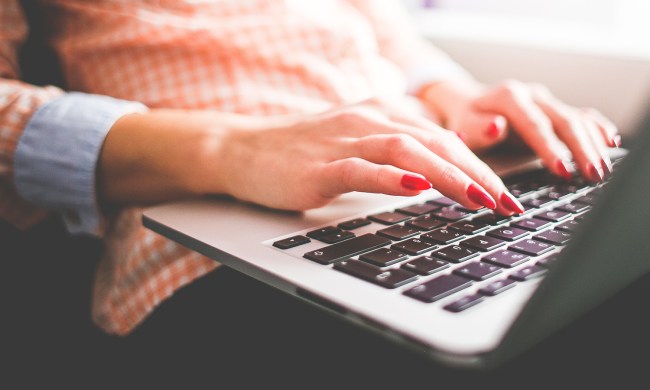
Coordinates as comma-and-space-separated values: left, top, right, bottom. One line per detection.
0, 0, 146, 236
345, 0, 474, 95
14, 93, 147, 235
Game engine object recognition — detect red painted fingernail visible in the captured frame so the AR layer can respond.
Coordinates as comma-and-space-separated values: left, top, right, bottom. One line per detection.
466, 183, 497, 209
486, 121, 500, 138
555, 159, 573, 181
401, 174, 432, 191
500, 192, 525, 214
600, 158, 613, 176
588, 162, 604, 183
454, 131, 465, 142
612, 135, 622, 148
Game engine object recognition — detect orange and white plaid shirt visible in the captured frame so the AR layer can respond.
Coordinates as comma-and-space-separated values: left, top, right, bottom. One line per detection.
0, 0, 469, 335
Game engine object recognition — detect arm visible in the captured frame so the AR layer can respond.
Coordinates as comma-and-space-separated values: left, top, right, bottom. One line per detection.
0, 1, 145, 234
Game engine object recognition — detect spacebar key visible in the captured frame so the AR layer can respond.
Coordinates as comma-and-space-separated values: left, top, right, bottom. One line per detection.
304, 234, 391, 264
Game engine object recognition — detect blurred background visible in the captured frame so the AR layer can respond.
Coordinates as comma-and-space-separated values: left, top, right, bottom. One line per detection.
403, 0, 650, 138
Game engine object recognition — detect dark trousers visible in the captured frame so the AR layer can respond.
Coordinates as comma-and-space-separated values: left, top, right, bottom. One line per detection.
3, 217, 649, 387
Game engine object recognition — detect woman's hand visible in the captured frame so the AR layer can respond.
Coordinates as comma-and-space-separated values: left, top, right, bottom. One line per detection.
209, 101, 524, 215
101, 102, 525, 215
419, 79, 620, 182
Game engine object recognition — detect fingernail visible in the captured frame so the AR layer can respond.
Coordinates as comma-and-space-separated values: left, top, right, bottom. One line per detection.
454, 131, 465, 142
401, 174, 432, 191
600, 158, 613, 176
588, 162, 604, 183
466, 183, 497, 209
612, 135, 622, 148
555, 159, 573, 181
486, 121, 500, 138
500, 192, 525, 214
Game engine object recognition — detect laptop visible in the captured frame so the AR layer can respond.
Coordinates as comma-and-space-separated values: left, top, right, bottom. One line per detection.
142, 114, 649, 369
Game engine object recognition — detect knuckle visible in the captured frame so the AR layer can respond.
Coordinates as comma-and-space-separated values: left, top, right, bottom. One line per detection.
384, 133, 417, 156
337, 158, 361, 189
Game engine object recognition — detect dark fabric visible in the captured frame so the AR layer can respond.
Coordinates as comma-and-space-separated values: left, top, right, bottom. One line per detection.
3, 216, 650, 387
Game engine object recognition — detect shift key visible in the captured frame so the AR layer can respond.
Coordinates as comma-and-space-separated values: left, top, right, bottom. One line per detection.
304, 234, 391, 264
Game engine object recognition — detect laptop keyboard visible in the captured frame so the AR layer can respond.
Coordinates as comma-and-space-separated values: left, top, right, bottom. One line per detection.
272, 158, 623, 313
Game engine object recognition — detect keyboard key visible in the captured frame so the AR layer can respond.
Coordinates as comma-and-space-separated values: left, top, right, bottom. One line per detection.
510, 218, 552, 232
479, 278, 517, 296
427, 196, 457, 207
561, 179, 591, 193
473, 213, 512, 226
453, 262, 502, 281
509, 265, 548, 281
431, 245, 479, 263
406, 215, 446, 231
448, 220, 490, 235
546, 186, 573, 200
319, 230, 356, 244
390, 238, 437, 255
303, 234, 391, 264
482, 250, 530, 268
574, 193, 598, 206
404, 274, 472, 303
401, 256, 449, 275
506, 183, 534, 198
534, 209, 571, 222
460, 235, 506, 252
421, 228, 465, 244
534, 230, 571, 245
522, 196, 554, 209
444, 294, 485, 313
537, 253, 560, 268
376, 225, 420, 241
556, 202, 590, 214
454, 205, 486, 214
338, 218, 371, 230
359, 248, 408, 267
486, 226, 529, 241
306, 226, 340, 239
431, 207, 470, 222
509, 239, 554, 256
273, 235, 311, 249
334, 260, 418, 288
556, 219, 580, 233
368, 211, 411, 225
396, 203, 440, 216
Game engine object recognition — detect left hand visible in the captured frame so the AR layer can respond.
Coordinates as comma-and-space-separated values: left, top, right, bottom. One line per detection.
418, 79, 620, 182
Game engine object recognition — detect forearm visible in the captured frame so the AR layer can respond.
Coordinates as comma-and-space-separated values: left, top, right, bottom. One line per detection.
97, 109, 266, 206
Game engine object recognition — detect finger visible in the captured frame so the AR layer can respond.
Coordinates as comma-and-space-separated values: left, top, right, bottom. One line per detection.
381, 104, 508, 151
415, 129, 524, 216
474, 82, 574, 181
534, 96, 604, 183
583, 107, 621, 148
360, 113, 521, 215
318, 157, 431, 198
583, 116, 613, 177
352, 133, 513, 213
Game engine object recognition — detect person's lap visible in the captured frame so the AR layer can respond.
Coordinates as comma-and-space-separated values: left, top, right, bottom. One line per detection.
4, 217, 649, 387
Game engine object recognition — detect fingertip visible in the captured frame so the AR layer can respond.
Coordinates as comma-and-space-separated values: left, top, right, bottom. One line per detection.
486, 116, 508, 138
466, 183, 497, 209
401, 173, 432, 191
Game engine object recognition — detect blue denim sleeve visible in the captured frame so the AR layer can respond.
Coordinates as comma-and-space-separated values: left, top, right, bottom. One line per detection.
14, 92, 147, 236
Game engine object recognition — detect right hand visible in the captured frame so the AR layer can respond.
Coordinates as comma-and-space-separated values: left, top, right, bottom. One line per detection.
207, 100, 524, 215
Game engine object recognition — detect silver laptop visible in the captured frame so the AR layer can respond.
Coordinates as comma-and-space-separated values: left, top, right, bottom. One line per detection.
142, 115, 649, 369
